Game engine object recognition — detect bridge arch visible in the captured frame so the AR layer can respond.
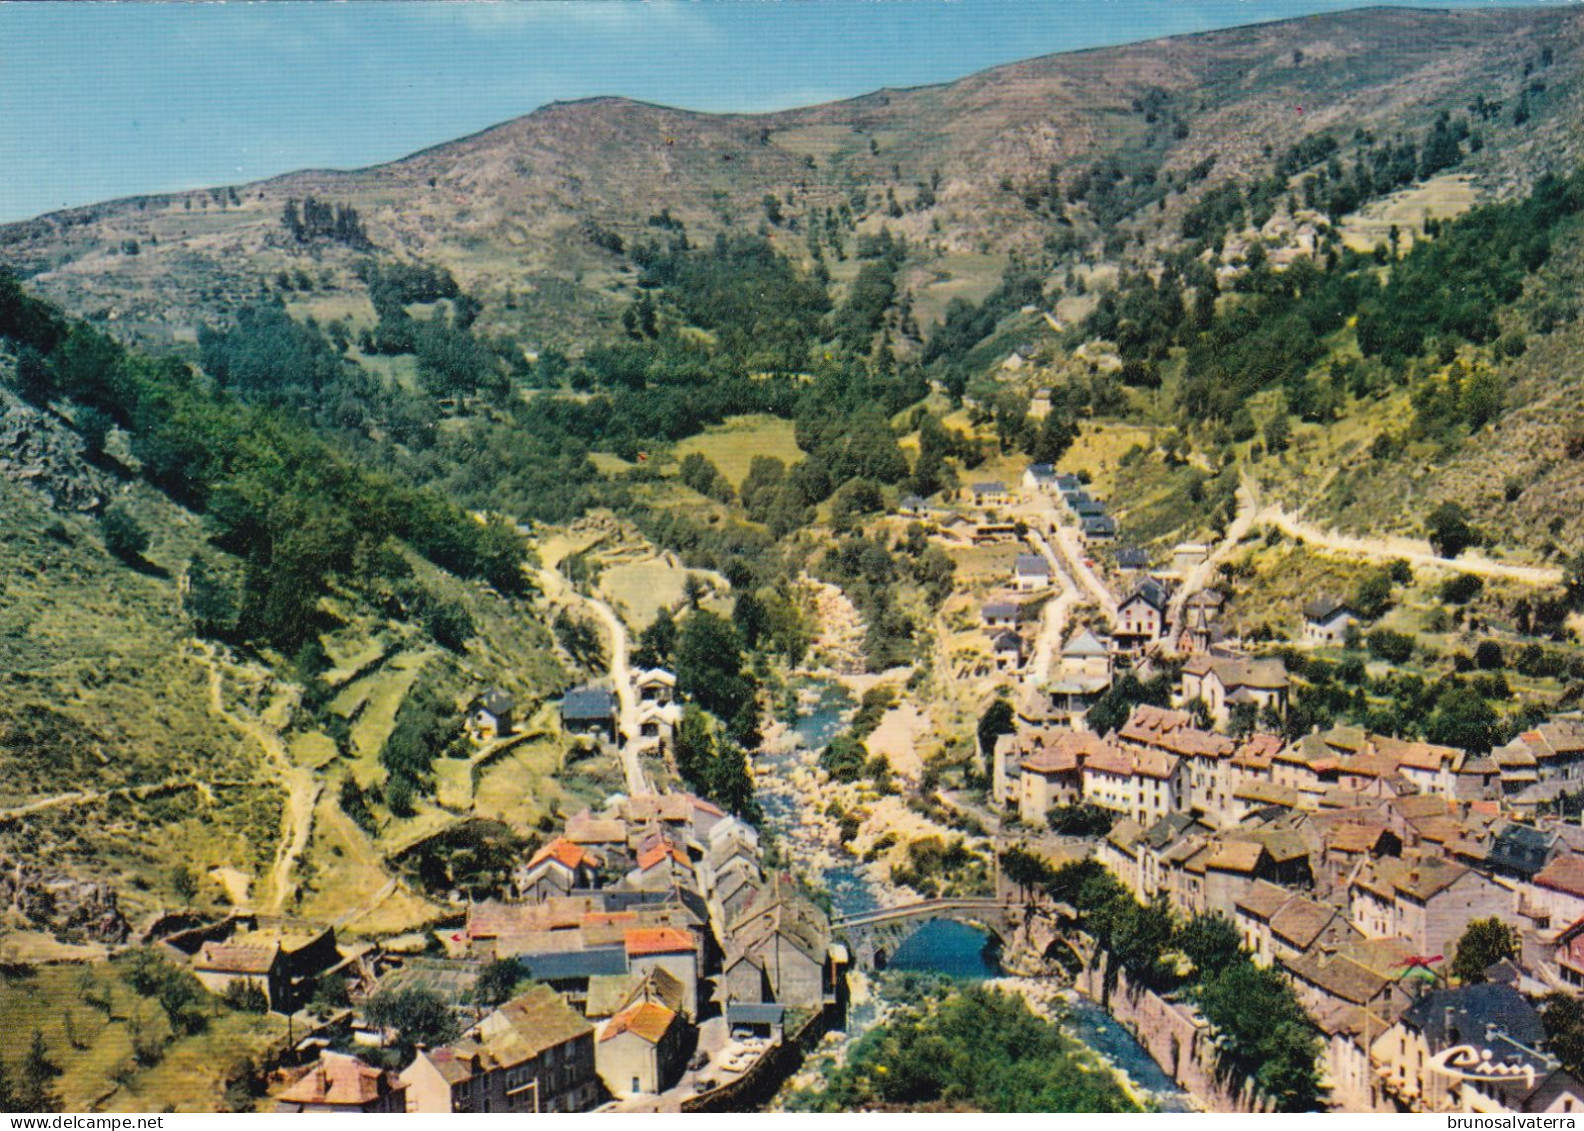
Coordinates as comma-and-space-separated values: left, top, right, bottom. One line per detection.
832, 898, 1029, 972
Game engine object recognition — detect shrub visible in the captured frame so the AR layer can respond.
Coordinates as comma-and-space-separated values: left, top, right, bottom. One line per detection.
1367, 629, 1415, 664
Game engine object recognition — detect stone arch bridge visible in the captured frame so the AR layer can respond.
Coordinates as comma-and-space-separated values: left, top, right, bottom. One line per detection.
832, 898, 1036, 971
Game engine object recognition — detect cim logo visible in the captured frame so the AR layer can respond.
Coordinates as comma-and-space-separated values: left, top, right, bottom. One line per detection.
1426, 1044, 1538, 1089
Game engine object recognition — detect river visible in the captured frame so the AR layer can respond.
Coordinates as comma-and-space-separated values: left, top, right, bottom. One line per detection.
758, 677, 1192, 1112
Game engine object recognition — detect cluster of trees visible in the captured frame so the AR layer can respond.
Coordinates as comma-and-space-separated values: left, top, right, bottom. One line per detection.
634, 232, 831, 372
1356, 171, 1578, 366
1270, 646, 1529, 753
792, 981, 1139, 1112
1, 272, 530, 654
0, 1031, 62, 1112
378, 683, 466, 814
280, 196, 371, 248
818, 529, 954, 669
922, 262, 1046, 396
1041, 859, 1322, 1111
672, 705, 760, 823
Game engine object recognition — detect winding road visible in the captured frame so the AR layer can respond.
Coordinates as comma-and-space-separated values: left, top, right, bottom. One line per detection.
1166, 478, 1260, 632
1240, 474, 1562, 586
535, 557, 651, 796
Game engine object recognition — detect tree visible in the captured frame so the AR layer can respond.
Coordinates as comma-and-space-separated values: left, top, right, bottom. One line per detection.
0, 1054, 17, 1111
18, 1030, 60, 1113
472, 959, 526, 1009
1352, 568, 1394, 620
977, 695, 1016, 761
1451, 917, 1518, 984
171, 864, 199, 905
1176, 913, 1242, 977
15, 345, 52, 404
362, 988, 461, 1059
223, 980, 269, 1014
1228, 700, 1259, 740
76, 405, 115, 458
633, 607, 678, 669
552, 608, 605, 672
675, 610, 752, 720
1425, 684, 1500, 753
1263, 409, 1291, 454
1543, 993, 1584, 1078
1426, 502, 1476, 558
1000, 846, 1057, 899
99, 502, 149, 563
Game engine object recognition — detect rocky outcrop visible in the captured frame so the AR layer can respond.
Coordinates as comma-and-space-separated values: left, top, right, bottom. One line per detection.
0, 861, 131, 944
0, 389, 111, 513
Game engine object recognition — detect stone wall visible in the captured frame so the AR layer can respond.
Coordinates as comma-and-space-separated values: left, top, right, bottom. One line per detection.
1077, 961, 1268, 1114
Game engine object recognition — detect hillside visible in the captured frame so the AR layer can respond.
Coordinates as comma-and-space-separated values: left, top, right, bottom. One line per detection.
2, 6, 1578, 354
3, 2, 1584, 945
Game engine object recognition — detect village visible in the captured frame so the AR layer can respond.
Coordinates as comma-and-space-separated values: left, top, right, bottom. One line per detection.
917, 459, 1584, 1115
130, 452, 1584, 1117
156, 755, 844, 1114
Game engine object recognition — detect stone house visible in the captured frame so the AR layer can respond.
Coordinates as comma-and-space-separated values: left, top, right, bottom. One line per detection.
633, 668, 676, 705
1022, 462, 1056, 492
187, 919, 339, 1014
1013, 553, 1051, 592
991, 629, 1025, 674
981, 600, 1019, 631
562, 686, 618, 744
596, 1001, 687, 1099
624, 926, 699, 1020
969, 481, 1009, 507
723, 877, 836, 1010
1349, 857, 1512, 958
472, 687, 516, 739
401, 985, 599, 1113
1114, 580, 1167, 654
514, 838, 601, 903
1180, 653, 1289, 728
1081, 515, 1117, 541
1372, 983, 1575, 1114
1528, 854, 1584, 929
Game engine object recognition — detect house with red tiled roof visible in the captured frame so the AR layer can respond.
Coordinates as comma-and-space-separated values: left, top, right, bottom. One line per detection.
624, 927, 699, 1019
273, 1051, 407, 1113
596, 1001, 687, 1099
515, 838, 601, 903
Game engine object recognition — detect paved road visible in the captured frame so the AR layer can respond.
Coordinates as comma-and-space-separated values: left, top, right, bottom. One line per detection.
1167, 477, 1260, 633
1023, 530, 1081, 685
1047, 515, 1119, 622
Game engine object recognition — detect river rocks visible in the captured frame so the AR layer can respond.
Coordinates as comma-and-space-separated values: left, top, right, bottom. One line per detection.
0, 390, 111, 513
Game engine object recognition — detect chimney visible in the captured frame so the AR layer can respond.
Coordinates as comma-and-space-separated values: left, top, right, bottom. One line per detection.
1445, 1006, 1458, 1044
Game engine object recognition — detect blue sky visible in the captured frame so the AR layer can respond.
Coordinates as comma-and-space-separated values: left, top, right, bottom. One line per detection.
0, 0, 1555, 223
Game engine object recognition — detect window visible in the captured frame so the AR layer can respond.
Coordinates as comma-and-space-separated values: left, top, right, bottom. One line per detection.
632, 1076, 641, 1093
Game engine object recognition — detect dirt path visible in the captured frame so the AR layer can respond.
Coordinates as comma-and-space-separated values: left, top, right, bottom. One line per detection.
1244, 475, 1562, 586
0, 778, 235, 823
194, 641, 321, 913
534, 549, 649, 796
